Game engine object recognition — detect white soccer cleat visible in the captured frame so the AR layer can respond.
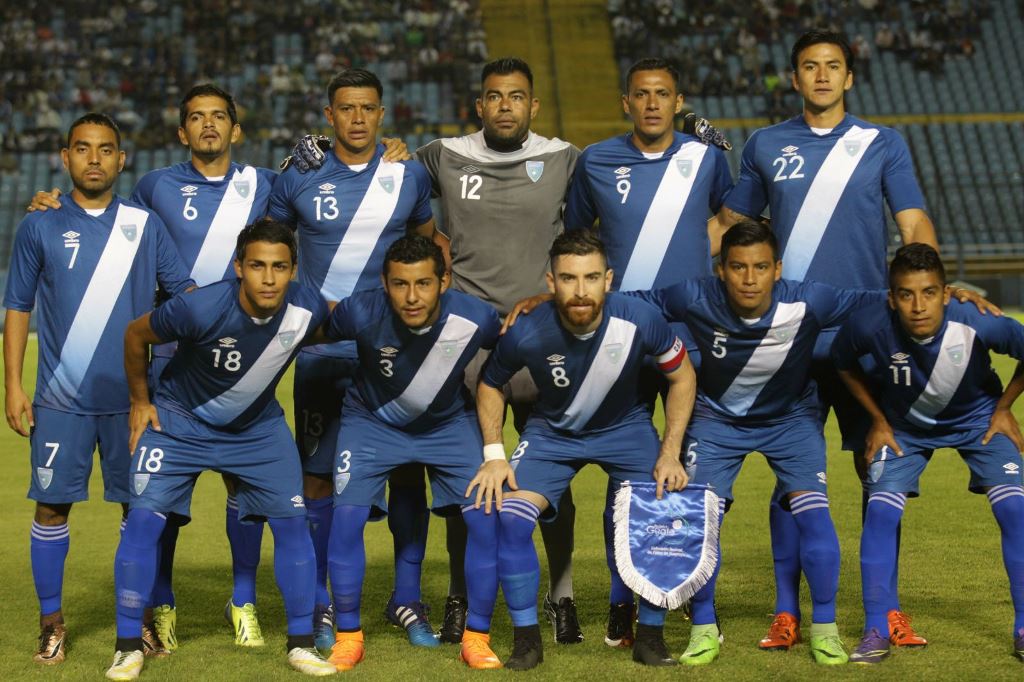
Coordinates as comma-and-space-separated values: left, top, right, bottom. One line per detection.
105, 649, 144, 680
287, 647, 337, 676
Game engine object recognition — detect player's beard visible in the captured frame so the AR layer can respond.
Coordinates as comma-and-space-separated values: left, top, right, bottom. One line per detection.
72, 171, 116, 200
482, 119, 529, 153
558, 297, 600, 329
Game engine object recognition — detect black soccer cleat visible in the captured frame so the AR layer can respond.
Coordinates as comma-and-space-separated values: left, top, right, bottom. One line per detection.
436, 595, 468, 644
632, 623, 677, 666
506, 625, 544, 670
543, 593, 584, 644
605, 601, 636, 648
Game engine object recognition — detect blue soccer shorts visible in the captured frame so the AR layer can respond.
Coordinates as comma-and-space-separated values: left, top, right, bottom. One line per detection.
28, 405, 130, 504
866, 428, 1024, 496
683, 415, 828, 502
294, 351, 359, 476
508, 418, 661, 520
332, 402, 483, 517
129, 406, 305, 523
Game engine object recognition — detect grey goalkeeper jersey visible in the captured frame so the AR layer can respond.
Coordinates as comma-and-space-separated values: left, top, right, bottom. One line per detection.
416, 130, 579, 316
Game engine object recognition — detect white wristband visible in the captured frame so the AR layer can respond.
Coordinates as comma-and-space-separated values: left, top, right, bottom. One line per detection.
482, 443, 507, 462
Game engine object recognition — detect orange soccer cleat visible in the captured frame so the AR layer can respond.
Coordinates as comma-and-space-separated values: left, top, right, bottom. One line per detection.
887, 610, 927, 647
460, 630, 502, 669
758, 612, 801, 651
329, 630, 365, 671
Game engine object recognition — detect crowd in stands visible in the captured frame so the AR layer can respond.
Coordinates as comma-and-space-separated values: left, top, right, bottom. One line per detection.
608, 0, 992, 117
0, 0, 487, 158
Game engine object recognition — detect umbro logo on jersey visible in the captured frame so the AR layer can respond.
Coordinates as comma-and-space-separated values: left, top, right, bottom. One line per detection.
219, 337, 237, 348
318, 182, 336, 194
180, 185, 198, 196
781, 145, 799, 156
614, 166, 631, 176
1004, 462, 1020, 474
546, 354, 565, 366
380, 346, 398, 357
62, 230, 80, 242
946, 344, 964, 365
461, 165, 480, 174
290, 495, 306, 508
891, 352, 910, 364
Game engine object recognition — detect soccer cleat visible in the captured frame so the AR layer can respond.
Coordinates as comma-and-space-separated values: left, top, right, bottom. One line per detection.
809, 623, 849, 665
505, 624, 544, 670
328, 630, 365, 671
679, 623, 720, 666
151, 604, 177, 651
105, 650, 144, 680
460, 630, 502, 669
436, 594, 468, 644
605, 601, 636, 648
849, 629, 890, 664
632, 623, 676, 666
543, 593, 584, 644
887, 609, 927, 647
758, 611, 801, 651
1014, 627, 1024, 662
383, 595, 440, 648
33, 622, 67, 665
225, 601, 265, 647
313, 604, 336, 656
141, 622, 170, 657
287, 647, 337, 676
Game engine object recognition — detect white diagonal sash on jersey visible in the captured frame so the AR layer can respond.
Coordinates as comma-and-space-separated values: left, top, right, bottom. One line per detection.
907, 321, 975, 428
781, 126, 880, 281
374, 314, 480, 427
718, 302, 806, 416
320, 162, 405, 300
191, 166, 259, 285
556, 317, 637, 431
620, 142, 708, 291
45, 205, 149, 407
193, 304, 313, 425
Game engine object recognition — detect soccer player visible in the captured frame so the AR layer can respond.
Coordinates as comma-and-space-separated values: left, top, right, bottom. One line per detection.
563, 56, 733, 647
267, 67, 438, 651
316, 234, 504, 670
716, 29, 938, 650
108, 219, 334, 679
829, 244, 1024, 664
3, 113, 193, 665
469, 230, 696, 670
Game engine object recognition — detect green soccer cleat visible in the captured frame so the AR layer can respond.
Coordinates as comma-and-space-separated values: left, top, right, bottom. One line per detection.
679, 623, 721, 666
105, 649, 144, 680
809, 623, 849, 665
225, 601, 265, 647
151, 604, 177, 651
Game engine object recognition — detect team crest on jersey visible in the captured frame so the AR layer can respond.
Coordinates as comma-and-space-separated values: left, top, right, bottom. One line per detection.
605, 343, 624, 363
36, 467, 53, 490
378, 175, 395, 193
318, 182, 336, 195
769, 324, 796, 343
461, 165, 480, 174
546, 353, 565, 366
278, 330, 297, 349
334, 470, 351, 495
844, 140, 861, 156
525, 160, 544, 183
676, 158, 693, 178
946, 344, 964, 365
133, 473, 150, 495
121, 224, 137, 241
219, 337, 237, 348
439, 340, 457, 356
891, 352, 910, 364
614, 166, 631, 176
233, 180, 251, 198
179, 185, 198, 196
781, 145, 799, 156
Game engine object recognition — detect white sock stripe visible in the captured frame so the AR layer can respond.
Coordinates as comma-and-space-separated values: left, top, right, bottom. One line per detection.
501, 498, 541, 515
226, 495, 239, 510
500, 507, 540, 524
791, 502, 831, 514
789, 492, 829, 513
987, 484, 1018, 494
460, 504, 477, 513
31, 522, 70, 541
988, 486, 1024, 505
869, 491, 907, 510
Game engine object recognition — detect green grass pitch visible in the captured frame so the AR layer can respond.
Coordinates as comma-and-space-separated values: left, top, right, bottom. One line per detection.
1, 336, 1024, 680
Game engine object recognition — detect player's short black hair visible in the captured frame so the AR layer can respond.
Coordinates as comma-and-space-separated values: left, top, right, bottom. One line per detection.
790, 29, 855, 73
179, 84, 238, 127
384, 234, 446, 281
481, 57, 534, 92
66, 112, 121, 149
549, 230, 607, 271
235, 218, 297, 264
326, 68, 383, 104
624, 58, 680, 93
719, 220, 779, 262
888, 243, 946, 289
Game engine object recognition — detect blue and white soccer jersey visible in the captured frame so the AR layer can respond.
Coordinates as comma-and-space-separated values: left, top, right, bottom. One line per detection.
323, 289, 501, 515
833, 300, 1024, 496
268, 144, 433, 473
3, 196, 193, 503
132, 161, 276, 379
130, 280, 329, 521
481, 294, 686, 515
634, 278, 885, 500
